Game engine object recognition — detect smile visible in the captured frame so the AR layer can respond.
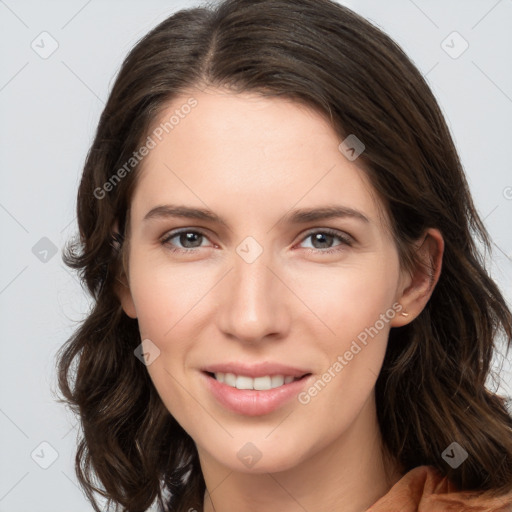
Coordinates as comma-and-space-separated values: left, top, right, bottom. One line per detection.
212, 372, 302, 390
202, 370, 312, 416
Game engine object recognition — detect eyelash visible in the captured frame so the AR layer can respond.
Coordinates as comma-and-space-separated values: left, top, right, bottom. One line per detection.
160, 228, 353, 255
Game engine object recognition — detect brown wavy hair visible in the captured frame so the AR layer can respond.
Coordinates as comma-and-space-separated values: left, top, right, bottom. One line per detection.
56, 0, 512, 510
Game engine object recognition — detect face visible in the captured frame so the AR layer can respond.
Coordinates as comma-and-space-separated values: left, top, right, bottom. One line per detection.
119, 87, 411, 474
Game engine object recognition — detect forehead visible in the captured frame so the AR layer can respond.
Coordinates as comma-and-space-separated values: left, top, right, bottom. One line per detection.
131, 88, 387, 229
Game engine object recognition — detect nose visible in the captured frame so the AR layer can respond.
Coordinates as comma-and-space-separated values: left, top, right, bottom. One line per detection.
215, 247, 291, 344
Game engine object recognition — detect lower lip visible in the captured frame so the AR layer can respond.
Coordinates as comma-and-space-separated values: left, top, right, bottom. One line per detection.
201, 372, 312, 416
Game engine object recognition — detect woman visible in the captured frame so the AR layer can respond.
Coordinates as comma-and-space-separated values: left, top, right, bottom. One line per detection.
57, 0, 512, 510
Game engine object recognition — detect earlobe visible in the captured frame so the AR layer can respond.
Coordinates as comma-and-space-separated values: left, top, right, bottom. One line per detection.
391, 228, 444, 327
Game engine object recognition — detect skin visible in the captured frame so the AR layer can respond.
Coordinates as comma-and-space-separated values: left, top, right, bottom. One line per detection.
117, 87, 444, 512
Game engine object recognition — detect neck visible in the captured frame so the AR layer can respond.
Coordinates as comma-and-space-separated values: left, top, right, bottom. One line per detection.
200, 395, 402, 512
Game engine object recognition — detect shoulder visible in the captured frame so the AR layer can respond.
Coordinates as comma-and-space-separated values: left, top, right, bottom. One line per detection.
367, 465, 512, 511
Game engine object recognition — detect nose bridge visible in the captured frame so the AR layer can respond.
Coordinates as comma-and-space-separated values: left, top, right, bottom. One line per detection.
216, 240, 290, 342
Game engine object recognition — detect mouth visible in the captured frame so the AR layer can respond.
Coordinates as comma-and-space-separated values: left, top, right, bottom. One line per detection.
201, 369, 313, 416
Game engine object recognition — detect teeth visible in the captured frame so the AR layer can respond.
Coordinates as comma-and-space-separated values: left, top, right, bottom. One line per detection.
213, 372, 300, 390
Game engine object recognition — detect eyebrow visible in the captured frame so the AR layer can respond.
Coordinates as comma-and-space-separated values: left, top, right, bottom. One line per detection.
142, 204, 370, 226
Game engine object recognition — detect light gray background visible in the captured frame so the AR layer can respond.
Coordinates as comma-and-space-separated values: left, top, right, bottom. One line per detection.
1, 1, 511, 511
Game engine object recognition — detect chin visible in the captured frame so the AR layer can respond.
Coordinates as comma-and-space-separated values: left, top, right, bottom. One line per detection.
200, 433, 311, 474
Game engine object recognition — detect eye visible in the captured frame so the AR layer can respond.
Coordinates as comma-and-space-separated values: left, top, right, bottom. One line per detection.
297, 229, 353, 253
160, 227, 353, 255
160, 229, 213, 253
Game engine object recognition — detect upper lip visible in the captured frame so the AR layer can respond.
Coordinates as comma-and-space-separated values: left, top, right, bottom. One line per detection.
201, 362, 311, 378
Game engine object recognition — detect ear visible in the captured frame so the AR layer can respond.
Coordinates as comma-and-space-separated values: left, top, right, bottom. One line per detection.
115, 275, 137, 319
111, 222, 137, 319
391, 228, 444, 327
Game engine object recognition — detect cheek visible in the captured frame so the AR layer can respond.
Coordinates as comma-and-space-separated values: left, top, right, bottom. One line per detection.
126, 256, 215, 412
292, 267, 395, 447
128, 255, 212, 339
129, 263, 199, 421
286, 256, 400, 344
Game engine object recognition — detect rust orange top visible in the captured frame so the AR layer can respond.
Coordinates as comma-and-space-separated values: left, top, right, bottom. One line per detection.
367, 465, 512, 511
